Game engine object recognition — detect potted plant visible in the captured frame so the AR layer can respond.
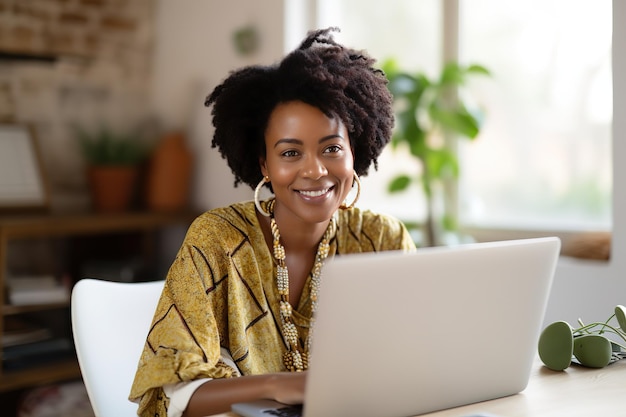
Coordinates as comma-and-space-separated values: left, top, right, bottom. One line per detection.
381, 59, 490, 246
75, 125, 149, 213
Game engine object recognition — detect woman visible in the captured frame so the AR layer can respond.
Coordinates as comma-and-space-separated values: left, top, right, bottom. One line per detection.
129, 27, 415, 417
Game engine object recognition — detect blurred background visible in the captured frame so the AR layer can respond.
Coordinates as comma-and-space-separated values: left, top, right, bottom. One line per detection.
0, 0, 622, 416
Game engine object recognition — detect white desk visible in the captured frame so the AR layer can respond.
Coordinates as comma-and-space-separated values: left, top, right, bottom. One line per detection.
423, 357, 624, 416
215, 357, 626, 416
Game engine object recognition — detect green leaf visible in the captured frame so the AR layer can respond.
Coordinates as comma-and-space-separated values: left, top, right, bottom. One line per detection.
440, 62, 464, 85
380, 58, 400, 78
615, 305, 626, 333
440, 62, 491, 86
74, 125, 148, 166
388, 175, 412, 192
429, 106, 480, 139
467, 64, 491, 76
396, 110, 425, 148
538, 321, 573, 371
408, 139, 427, 160
427, 149, 459, 179
442, 213, 457, 231
573, 334, 612, 368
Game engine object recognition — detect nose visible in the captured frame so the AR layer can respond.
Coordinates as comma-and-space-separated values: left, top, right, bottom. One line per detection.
301, 155, 328, 179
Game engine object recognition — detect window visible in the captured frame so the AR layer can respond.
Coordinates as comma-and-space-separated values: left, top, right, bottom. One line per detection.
316, 0, 612, 241
458, 0, 612, 232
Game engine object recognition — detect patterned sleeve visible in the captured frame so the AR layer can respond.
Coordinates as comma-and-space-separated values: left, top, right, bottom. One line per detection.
128, 214, 237, 417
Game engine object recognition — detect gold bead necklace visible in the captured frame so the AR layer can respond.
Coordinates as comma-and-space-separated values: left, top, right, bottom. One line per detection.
268, 199, 335, 371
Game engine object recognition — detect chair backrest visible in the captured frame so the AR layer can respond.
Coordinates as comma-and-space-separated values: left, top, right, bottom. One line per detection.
71, 278, 164, 417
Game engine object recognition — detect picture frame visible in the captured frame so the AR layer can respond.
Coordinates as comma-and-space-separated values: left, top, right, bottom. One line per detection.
0, 124, 50, 212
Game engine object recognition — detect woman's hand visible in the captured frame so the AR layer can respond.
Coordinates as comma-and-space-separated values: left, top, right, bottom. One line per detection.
182, 371, 307, 417
267, 371, 307, 405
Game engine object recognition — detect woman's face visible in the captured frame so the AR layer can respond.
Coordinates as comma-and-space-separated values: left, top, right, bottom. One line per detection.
260, 101, 354, 225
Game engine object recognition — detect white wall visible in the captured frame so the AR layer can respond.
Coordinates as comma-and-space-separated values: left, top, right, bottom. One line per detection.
150, 0, 626, 328
150, 0, 293, 210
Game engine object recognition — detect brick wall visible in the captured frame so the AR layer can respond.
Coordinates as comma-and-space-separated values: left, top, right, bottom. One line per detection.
0, 0, 156, 211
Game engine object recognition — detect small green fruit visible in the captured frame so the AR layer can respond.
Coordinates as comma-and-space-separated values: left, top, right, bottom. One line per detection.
573, 334, 612, 368
538, 321, 573, 371
615, 305, 626, 333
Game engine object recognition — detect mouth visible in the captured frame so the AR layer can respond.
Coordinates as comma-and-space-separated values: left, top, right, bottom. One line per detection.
297, 186, 334, 198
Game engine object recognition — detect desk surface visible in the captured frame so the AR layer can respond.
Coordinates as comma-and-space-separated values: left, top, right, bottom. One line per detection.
215, 357, 626, 416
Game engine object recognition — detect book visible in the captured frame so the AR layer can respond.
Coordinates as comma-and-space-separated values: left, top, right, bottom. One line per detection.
2, 338, 74, 371
3, 316, 52, 347
6, 275, 70, 306
3, 327, 52, 347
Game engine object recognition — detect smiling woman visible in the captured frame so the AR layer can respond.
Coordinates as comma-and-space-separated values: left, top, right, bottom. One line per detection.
128, 28, 415, 417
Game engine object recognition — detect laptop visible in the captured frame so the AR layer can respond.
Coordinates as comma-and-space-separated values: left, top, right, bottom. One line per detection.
232, 237, 560, 417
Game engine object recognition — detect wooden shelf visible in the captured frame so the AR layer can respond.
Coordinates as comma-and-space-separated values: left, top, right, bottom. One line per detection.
0, 210, 197, 392
0, 358, 81, 392
3, 302, 70, 316
0, 210, 197, 239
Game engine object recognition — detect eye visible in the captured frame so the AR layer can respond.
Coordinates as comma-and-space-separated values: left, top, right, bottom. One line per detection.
323, 144, 343, 155
281, 149, 300, 158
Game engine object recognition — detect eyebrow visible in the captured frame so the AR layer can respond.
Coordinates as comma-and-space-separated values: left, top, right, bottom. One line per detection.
274, 134, 344, 148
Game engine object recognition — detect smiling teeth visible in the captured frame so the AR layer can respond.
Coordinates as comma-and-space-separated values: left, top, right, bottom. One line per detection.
299, 188, 330, 197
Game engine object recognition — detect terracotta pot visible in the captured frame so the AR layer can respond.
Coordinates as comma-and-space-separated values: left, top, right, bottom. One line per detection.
145, 132, 192, 212
87, 165, 138, 212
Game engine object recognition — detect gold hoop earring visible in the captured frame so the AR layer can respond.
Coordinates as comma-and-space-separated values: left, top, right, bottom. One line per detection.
255, 176, 271, 217
339, 173, 361, 210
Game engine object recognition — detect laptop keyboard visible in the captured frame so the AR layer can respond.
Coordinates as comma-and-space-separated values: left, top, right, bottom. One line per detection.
262, 405, 303, 417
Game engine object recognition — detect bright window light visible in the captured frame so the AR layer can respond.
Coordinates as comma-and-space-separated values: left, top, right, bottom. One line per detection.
317, 0, 612, 234
458, 0, 612, 231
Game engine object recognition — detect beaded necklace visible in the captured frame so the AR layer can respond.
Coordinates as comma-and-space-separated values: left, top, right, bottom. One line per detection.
267, 199, 336, 372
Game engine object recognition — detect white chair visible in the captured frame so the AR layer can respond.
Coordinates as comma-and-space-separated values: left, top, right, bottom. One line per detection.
71, 278, 164, 417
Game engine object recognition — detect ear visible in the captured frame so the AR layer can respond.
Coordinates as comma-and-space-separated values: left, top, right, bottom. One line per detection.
259, 157, 268, 177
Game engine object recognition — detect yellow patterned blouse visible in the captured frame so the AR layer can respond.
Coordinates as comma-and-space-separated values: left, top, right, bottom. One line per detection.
129, 200, 415, 417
